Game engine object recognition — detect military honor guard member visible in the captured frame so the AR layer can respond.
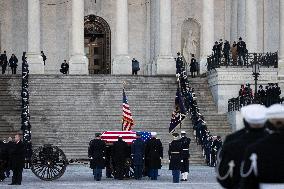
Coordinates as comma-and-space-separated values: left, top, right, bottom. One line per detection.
168, 133, 182, 183
131, 133, 145, 180
179, 131, 191, 181
112, 136, 128, 180
240, 104, 284, 189
88, 133, 106, 181
216, 104, 268, 189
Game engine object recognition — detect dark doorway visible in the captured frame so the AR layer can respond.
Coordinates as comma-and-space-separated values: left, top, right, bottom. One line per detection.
84, 15, 111, 74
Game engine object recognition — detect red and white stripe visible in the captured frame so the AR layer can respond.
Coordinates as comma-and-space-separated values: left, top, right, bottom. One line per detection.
101, 131, 136, 144
122, 102, 134, 131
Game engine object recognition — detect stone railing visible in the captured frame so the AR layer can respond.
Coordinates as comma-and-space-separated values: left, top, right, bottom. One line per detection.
207, 52, 278, 71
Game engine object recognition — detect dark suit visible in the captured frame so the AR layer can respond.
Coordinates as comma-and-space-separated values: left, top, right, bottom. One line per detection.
10, 140, 25, 185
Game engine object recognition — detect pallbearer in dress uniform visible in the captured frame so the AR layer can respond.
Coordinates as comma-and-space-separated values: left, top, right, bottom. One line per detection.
112, 136, 128, 180
216, 104, 268, 189
179, 131, 191, 181
131, 133, 145, 180
240, 104, 284, 189
168, 133, 182, 183
88, 133, 106, 181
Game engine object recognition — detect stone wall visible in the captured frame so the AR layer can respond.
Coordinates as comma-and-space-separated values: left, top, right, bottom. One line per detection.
207, 67, 278, 114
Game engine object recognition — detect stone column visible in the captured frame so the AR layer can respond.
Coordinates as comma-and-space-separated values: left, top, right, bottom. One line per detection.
156, 0, 175, 75
237, 0, 246, 39
230, 0, 238, 42
278, 0, 284, 77
27, 0, 44, 74
200, 0, 214, 74
246, 0, 258, 52
112, 0, 132, 75
69, 0, 88, 74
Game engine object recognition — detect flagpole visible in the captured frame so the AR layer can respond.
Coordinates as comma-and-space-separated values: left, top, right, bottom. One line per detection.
122, 81, 126, 131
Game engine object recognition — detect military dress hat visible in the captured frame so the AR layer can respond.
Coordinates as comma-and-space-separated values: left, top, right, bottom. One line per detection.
151, 132, 157, 137
266, 104, 284, 119
241, 104, 267, 125
95, 133, 101, 137
172, 133, 179, 138
181, 131, 186, 134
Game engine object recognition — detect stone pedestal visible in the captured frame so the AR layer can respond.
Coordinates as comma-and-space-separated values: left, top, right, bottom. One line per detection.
69, 54, 88, 75
156, 56, 176, 75
112, 56, 132, 75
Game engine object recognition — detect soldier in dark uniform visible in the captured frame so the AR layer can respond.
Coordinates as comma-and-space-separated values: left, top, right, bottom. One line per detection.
176, 52, 183, 75
112, 136, 128, 180
169, 133, 182, 183
9, 54, 18, 74
217, 104, 268, 189
0, 51, 8, 74
9, 133, 25, 185
240, 104, 284, 189
131, 133, 145, 180
145, 132, 163, 180
88, 133, 106, 181
179, 131, 191, 181
258, 85, 266, 105
211, 136, 222, 167
60, 60, 69, 74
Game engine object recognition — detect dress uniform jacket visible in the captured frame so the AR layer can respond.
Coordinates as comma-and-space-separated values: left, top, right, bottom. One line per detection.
168, 140, 182, 170
217, 128, 268, 189
88, 139, 106, 169
240, 130, 284, 189
179, 136, 191, 172
131, 138, 145, 166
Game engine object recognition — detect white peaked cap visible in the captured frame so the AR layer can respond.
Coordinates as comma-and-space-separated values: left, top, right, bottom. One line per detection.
241, 104, 267, 125
181, 131, 186, 134
151, 132, 157, 136
266, 104, 284, 119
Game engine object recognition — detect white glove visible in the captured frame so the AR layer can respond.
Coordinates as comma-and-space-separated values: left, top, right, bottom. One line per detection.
181, 160, 183, 162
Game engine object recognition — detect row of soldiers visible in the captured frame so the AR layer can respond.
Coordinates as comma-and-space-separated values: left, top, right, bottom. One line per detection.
0, 133, 25, 185
88, 131, 191, 183
257, 83, 282, 106
216, 104, 284, 188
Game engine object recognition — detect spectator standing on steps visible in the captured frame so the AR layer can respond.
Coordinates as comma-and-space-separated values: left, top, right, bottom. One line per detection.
0, 51, 8, 74
41, 51, 47, 66
132, 58, 140, 75
9, 54, 18, 74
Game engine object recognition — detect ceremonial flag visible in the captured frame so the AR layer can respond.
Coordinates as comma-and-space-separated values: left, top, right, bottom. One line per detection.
101, 131, 137, 144
169, 88, 186, 133
122, 89, 134, 131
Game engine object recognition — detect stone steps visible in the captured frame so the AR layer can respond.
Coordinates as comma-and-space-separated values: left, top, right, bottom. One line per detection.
0, 75, 231, 165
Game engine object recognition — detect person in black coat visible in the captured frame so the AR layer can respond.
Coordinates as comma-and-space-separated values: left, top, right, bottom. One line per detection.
1, 51, 8, 74
88, 133, 106, 181
132, 58, 140, 75
41, 51, 47, 66
0, 140, 8, 181
145, 132, 163, 180
60, 60, 69, 74
240, 104, 284, 189
112, 136, 128, 180
131, 133, 145, 180
217, 104, 268, 189
9, 54, 18, 74
169, 133, 183, 183
9, 133, 25, 185
237, 37, 247, 66
179, 131, 191, 181
223, 40, 230, 66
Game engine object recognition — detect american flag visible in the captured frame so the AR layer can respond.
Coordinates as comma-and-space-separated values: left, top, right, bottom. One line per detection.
136, 131, 152, 142
101, 131, 137, 144
122, 89, 134, 131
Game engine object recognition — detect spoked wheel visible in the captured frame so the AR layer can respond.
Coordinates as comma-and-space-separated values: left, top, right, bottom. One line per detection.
31, 144, 68, 181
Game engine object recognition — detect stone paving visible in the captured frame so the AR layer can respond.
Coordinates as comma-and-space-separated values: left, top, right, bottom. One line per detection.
0, 165, 222, 189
